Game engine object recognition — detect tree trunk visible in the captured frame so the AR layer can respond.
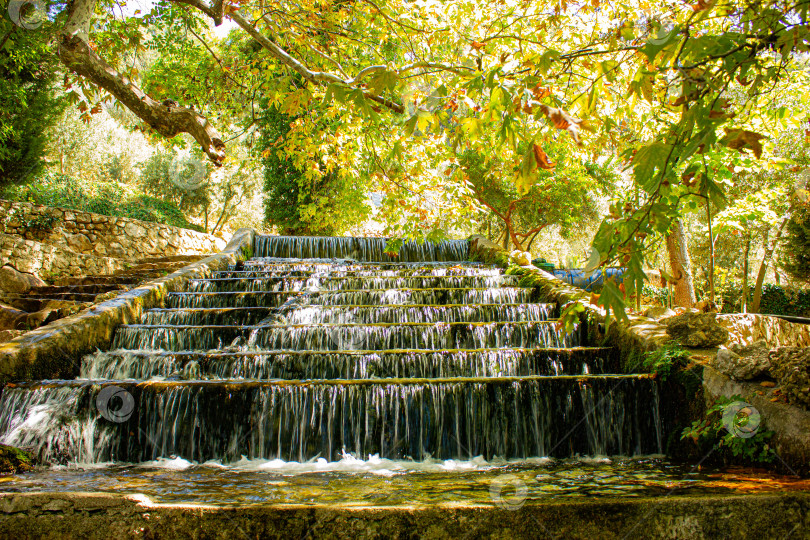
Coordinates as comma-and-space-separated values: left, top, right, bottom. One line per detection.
665, 219, 696, 308
751, 218, 788, 313
742, 235, 751, 313
706, 199, 715, 303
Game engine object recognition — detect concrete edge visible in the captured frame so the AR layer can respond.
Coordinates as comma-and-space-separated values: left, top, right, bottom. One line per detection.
468, 235, 671, 355
0, 490, 807, 539
0, 229, 256, 383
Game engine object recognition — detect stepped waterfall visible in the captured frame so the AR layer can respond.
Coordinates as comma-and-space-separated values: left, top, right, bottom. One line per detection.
0, 236, 672, 504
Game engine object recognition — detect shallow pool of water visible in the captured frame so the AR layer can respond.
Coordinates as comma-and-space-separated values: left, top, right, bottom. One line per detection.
3, 455, 804, 507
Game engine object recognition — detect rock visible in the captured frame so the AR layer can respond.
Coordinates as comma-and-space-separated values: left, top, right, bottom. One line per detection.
662, 312, 729, 348
65, 233, 92, 253
644, 306, 676, 319
124, 222, 147, 238
17, 309, 60, 330
94, 290, 121, 303
770, 347, 810, 409
0, 329, 25, 343
695, 299, 719, 313
712, 340, 772, 380
0, 302, 27, 331
0, 445, 34, 474
510, 250, 532, 266
0, 265, 45, 295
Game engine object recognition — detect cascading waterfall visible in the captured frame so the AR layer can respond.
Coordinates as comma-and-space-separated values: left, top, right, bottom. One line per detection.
0, 234, 663, 470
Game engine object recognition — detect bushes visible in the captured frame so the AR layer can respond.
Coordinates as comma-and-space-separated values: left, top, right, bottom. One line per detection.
1, 172, 203, 232
783, 205, 810, 284
758, 284, 810, 317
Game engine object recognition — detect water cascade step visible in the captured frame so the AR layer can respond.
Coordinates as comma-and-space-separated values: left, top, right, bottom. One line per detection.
0, 235, 663, 469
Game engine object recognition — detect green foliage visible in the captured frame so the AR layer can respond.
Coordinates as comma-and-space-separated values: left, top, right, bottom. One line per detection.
1, 172, 202, 231
257, 103, 369, 235
3, 207, 61, 233
759, 284, 810, 317
642, 284, 671, 307
715, 281, 810, 317
139, 151, 211, 216
457, 141, 612, 250
784, 205, 810, 284
681, 395, 776, 465
639, 342, 691, 381
0, 20, 65, 186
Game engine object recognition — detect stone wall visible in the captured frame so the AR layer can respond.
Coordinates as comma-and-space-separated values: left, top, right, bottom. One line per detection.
0, 233, 126, 281
0, 199, 225, 266
0, 229, 254, 383
718, 313, 810, 348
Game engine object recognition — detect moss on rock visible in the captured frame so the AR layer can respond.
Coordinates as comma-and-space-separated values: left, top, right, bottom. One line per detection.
0, 445, 34, 473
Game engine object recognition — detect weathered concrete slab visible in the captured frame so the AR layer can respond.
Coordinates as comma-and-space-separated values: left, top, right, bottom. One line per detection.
0, 491, 807, 539
0, 229, 254, 383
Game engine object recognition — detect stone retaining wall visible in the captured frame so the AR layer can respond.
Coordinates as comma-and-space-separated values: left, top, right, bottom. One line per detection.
0, 233, 126, 281
718, 313, 810, 348
0, 229, 254, 383
0, 199, 225, 266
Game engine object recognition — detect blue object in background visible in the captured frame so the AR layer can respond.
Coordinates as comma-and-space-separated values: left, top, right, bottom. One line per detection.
552, 267, 625, 292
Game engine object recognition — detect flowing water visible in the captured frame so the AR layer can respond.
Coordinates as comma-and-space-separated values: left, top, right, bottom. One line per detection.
0, 235, 768, 505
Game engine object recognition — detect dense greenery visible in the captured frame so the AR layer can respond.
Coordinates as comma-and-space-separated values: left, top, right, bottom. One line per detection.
682, 395, 776, 465
783, 205, 810, 284
1, 172, 203, 231
0, 20, 64, 186
1, 0, 807, 316
257, 103, 369, 235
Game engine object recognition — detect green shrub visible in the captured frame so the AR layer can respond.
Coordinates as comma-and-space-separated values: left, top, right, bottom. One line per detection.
639, 342, 691, 381
716, 281, 810, 317
1, 171, 203, 232
681, 394, 775, 464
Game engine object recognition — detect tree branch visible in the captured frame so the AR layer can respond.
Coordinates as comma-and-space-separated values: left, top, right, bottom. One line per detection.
228, 10, 404, 113
59, 0, 225, 164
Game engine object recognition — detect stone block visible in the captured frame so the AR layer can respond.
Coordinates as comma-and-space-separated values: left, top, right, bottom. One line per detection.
662, 312, 729, 348
0, 265, 45, 294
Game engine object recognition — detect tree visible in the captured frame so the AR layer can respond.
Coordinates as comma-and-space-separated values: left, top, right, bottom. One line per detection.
457, 141, 612, 252
666, 220, 697, 308
784, 205, 810, 284
0, 17, 64, 185
257, 103, 369, 235
139, 150, 212, 219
